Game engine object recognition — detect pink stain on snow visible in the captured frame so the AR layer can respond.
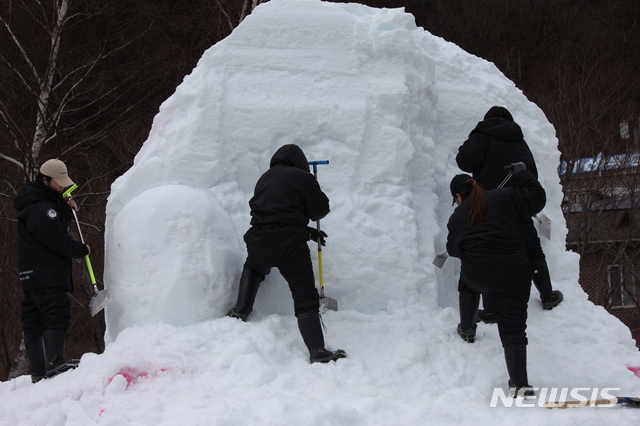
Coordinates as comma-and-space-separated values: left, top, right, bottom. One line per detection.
628, 366, 640, 378
106, 366, 171, 389
117, 367, 149, 385
106, 367, 149, 389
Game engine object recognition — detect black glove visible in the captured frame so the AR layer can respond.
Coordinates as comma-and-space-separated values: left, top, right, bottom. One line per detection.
504, 162, 527, 176
308, 227, 328, 246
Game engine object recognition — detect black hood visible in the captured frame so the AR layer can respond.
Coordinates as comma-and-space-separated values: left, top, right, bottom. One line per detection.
484, 106, 514, 121
269, 144, 310, 172
14, 181, 62, 211
470, 117, 524, 142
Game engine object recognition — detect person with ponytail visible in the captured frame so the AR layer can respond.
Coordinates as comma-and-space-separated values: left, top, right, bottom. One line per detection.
446, 162, 545, 397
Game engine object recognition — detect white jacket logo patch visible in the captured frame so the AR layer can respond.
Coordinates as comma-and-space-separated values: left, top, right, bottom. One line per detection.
47, 208, 58, 219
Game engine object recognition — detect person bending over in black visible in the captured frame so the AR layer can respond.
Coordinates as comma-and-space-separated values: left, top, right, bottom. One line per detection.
456, 106, 562, 324
446, 162, 545, 397
227, 144, 346, 364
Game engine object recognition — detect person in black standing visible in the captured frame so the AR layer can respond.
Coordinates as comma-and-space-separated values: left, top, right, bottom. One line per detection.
456, 106, 563, 323
227, 144, 346, 364
447, 162, 545, 396
14, 159, 90, 383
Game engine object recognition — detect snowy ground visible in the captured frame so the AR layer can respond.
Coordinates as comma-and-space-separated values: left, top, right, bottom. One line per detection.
2, 1, 639, 425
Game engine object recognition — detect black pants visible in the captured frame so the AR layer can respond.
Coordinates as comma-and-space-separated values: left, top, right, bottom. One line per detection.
22, 287, 71, 336
481, 222, 552, 312
524, 222, 544, 263
244, 226, 319, 317
459, 250, 531, 347
524, 221, 553, 298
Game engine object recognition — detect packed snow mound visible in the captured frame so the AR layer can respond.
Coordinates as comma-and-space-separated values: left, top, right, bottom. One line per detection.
3, 1, 640, 425
106, 185, 239, 328
104, 0, 590, 340
104, 0, 444, 340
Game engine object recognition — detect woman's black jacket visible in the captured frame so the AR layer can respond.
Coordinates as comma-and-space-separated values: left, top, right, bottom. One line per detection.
446, 169, 546, 259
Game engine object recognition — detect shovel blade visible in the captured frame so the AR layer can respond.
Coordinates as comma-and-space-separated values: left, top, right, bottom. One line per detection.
89, 289, 112, 317
539, 214, 552, 240
432, 251, 449, 269
320, 296, 338, 312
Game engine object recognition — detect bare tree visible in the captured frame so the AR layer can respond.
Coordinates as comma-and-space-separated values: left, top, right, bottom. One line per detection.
400, 0, 640, 159
0, 0, 250, 381
213, 0, 267, 31
0, 1, 157, 179
562, 152, 640, 336
0, 0, 158, 379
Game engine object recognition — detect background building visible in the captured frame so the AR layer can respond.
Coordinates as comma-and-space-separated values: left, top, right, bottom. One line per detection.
561, 153, 640, 346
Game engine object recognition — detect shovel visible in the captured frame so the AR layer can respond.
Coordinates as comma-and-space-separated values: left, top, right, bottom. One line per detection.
62, 185, 112, 316
534, 214, 551, 240
432, 251, 449, 269
433, 171, 514, 269
309, 160, 338, 312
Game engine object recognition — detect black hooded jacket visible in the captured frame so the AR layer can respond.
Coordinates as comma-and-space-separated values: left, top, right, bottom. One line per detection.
249, 144, 330, 227
14, 181, 88, 291
446, 169, 546, 259
456, 117, 538, 190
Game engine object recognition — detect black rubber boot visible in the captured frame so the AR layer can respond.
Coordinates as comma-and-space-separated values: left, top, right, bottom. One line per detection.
504, 344, 530, 392
457, 292, 479, 342
24, 334, 46, 383
44, 329, 66, 368
542, 290, 564, 310
227, 266, 264, 321
44, 329, 78, 378
531, 260, 564, 310
297, 311, 346, 363
531, 259, 553, 301
476, 309, 498, 324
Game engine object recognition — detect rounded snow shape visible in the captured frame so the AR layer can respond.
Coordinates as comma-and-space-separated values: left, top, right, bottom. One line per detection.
105, 185, 241, 340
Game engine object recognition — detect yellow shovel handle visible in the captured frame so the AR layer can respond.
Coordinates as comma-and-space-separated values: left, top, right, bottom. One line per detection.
84, 255, 97, 285
318, 250, 324, 289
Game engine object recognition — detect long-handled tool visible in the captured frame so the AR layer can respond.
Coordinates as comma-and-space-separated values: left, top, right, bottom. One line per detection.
308, 160, 338, 312
62, 184, 112, 316
544, 396, 640, 409
433, 171, 514, 269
